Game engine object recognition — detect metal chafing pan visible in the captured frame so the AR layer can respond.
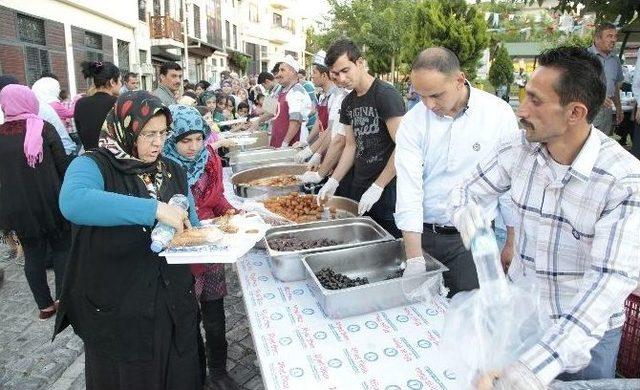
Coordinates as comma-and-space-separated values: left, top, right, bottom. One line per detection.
231, 163, 307, 198
265, 217, 395, 282
225, 131, 270, 154
227, 147, 297, 173
302, 240, 448, 319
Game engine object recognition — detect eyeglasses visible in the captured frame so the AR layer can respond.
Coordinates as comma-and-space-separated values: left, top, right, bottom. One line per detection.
139, 129, 172, 142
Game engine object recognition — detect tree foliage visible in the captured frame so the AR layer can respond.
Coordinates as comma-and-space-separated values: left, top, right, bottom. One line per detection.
403, 0, 490, 80
488, 44, 514, 90
541, 0, 640, 25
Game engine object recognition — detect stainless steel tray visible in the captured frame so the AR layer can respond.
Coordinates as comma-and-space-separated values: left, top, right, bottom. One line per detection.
302, 240, 448, 319
228, 147, 297, 173
261, 195, 359, 223
265, 217, 395, 282
226, 131, 270, 154
231, 163, 307, 198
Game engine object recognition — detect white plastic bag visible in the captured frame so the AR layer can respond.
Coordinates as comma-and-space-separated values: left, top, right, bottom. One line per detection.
439, 228, 549, 388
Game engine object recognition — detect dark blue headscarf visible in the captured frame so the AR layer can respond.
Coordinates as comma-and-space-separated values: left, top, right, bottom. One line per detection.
163, 104, 211, 186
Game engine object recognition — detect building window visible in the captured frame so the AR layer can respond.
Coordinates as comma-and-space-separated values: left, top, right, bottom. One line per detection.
86, 51, 104, 63
225, 20, 230, 47
153, 0, 161, 15
24, 47, 50, 86
139, 49, 148, 63
85, 32, 103, 50
17, 14, 46, 45
273, 13, 282, 28
118, 40, 130, 73
249, 3, 259, 23
138, 0, 146, 21
233, 25, 237, 50
260, 45, 267, 59
193, 5, 201, 38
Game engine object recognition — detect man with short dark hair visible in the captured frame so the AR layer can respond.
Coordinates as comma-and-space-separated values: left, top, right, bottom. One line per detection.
395, 47, 519, 294
153, 62, 182, 106
588, 23, 624, 135
317, 38, 405, 237
452, 46, 640, 388
120, 72, 139, 95
256, 71, 275, 96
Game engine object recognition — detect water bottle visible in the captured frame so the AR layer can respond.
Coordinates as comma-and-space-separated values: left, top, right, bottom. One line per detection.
150, 194, 189, 253
470, 227, 508, 303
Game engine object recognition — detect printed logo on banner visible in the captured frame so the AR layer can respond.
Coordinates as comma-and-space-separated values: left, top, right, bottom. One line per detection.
327, 358, 342, 368
444, 369, 457, 380
347, 324, 361, 332
264, 293, 276, 300
425, 308, 438, 316
307, 354, 330, 381
383, 347, 399, 357
396, 315, 409, 323
258, 275, 269, 282
314, 331, 328, 340
363, 352, 379, 362
302, 308, 315, 315
270, 312, 283, 321
385, 386, 402, 390
407, 379, 424, 390
279, 337, 293, 346
253, 261, 263, 266
289, 367, 304, 378
365, 320, 378, 329
293, 288, 304, 295
417, 339, 432, 349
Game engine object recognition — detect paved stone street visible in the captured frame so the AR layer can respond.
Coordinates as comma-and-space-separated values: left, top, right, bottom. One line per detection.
0, 244, 264, 390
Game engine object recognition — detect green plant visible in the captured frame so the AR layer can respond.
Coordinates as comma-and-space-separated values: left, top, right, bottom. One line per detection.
228, 51, 250, 72
488, 44, 514, 90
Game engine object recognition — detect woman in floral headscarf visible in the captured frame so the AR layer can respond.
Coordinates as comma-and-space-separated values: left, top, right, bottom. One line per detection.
55, 91, 203, 390
163, 105, 240, 389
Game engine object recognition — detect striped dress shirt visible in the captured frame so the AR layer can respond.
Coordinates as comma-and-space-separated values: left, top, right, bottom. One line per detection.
449, 127, 640, 384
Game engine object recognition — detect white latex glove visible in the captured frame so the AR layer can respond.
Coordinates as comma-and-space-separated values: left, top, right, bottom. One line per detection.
291, 140, 308, 149
317, 177, 339, 205
299, 171, 323, 184
306, 152, 322, 168
294, 146, 313, 163
358, 183, 384, 215
452, 203, 490, 249
402, 257, 426, 278
474, 361, 544, 390
280, 140, 289, 149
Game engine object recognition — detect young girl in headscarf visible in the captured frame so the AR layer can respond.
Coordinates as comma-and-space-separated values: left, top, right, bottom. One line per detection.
163, 104, 240, 390
0, 84, 71, 320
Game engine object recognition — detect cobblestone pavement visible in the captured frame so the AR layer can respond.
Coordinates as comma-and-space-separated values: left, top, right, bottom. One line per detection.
0, 246, 264, 390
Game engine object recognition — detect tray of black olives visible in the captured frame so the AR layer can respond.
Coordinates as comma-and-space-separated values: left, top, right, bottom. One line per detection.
302, 240, 447, 319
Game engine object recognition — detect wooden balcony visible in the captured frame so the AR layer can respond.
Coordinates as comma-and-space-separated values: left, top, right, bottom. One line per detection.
150, 15, 183, 42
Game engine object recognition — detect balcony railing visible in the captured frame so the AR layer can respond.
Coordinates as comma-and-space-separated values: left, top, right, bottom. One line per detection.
150, 15, 183, 42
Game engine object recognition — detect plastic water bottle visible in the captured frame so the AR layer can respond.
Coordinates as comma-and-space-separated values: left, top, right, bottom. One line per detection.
470, 227, 508, 303
150, 194, 189, 253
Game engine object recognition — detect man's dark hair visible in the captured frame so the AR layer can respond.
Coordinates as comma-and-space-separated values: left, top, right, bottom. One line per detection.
159, 62, 182, 76
537, 46, 605, 123
313, 63, 330, 77
411, 47, 461, 74
257, 71, 274, 84
297, 69, 306, 76
594, 22, 617, 38
325, 38, 361, 67
237, 101, 249, 111
39, 72, 59, 81
196, 80, 211, 90
123, 72, 138, 82
271, 62, 282, 74
184, 83, 196, 91
221, 70, 231, 79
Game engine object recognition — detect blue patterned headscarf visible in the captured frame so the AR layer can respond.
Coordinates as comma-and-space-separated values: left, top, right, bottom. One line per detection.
163, 104, 211, 186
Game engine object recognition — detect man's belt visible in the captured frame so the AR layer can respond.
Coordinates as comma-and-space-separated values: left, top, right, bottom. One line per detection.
424, 223, 459, 235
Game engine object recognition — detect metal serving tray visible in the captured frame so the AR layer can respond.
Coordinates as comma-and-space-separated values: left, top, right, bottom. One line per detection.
265, 217, 395, 282
231, 163, 307, 198
226, 131, 270, 154
302, 240, 447, 319
227, 147, 297, 173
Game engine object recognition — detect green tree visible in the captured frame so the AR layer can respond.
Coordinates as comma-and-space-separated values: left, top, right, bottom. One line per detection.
488, 44, 514, 91
537, 0, 640, 25
403, 0, 490, 81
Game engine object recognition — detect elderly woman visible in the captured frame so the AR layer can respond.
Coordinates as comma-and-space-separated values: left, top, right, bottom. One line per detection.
163, 105, 240, 390
55, 91, 202, 390
0, 84, 71, 319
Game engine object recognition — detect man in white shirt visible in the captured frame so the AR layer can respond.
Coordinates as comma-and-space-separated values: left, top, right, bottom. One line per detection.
395, 47, 518, 296
452, 46, 640, 388
296, 58, 348, 179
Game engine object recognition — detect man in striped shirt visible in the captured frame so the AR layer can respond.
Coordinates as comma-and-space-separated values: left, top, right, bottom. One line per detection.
450, 46, 640, 388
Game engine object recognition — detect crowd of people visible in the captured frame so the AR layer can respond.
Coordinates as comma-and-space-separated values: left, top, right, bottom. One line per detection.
0, 26, 639, 390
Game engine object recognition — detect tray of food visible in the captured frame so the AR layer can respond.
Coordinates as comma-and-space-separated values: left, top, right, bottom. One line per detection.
302, 240, 447, 319
231, 164, 307, 198
160, 213, 267, 264
262, 192, 358, 223
265, 217, 395, 282
227, 147, 297, 173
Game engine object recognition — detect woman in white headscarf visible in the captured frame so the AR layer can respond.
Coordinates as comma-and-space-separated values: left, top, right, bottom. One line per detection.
32, 77, 75, 125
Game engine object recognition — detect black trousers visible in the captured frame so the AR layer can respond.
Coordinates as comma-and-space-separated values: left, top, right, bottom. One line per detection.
200, 298, 227, 378
420, 228, 479, 297
85, 285, 203, 390
18, 230, 70, 310
351, 180, 402, 239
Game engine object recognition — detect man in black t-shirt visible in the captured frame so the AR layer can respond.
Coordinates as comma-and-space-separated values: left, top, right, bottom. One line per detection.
317, 39, 406, 237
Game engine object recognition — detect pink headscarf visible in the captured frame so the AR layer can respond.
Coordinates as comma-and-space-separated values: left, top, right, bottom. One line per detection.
0, 84, 44, 167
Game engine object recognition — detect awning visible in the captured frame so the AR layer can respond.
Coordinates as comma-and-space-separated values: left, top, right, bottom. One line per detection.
188, 37, 223, 57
